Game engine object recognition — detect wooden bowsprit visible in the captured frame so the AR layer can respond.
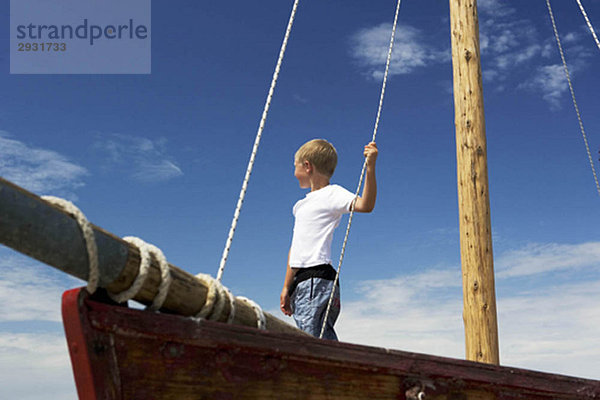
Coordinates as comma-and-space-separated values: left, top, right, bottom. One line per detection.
62, 287, 600, 400
0, 176, 302, 335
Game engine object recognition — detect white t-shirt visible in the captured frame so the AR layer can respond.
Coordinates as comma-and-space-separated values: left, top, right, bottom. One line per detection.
289, 184, 356, 269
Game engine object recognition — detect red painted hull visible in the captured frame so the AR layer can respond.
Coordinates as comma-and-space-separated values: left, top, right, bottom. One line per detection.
62, 288, 600, 399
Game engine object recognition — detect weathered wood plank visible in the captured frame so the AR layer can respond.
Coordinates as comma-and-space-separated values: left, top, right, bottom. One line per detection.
63, 288, 600, 400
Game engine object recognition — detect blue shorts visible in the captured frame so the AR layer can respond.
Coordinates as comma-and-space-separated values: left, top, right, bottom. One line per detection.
291, 268, 340, 340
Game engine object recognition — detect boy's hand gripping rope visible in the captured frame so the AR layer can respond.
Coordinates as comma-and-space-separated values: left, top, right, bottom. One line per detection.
319, 0, 403, 339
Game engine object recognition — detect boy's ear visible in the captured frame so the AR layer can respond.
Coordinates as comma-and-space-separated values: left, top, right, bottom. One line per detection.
303, 160, 312, 172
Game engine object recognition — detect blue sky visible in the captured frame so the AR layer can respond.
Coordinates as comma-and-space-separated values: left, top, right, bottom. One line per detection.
1, 0, 600, 398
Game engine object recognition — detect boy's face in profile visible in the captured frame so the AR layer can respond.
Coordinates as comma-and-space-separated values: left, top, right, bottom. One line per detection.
294, 159, 311, 189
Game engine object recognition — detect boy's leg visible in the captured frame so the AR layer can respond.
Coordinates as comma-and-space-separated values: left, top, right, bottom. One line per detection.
313, 278, 340, 340
291, 277, 340, 340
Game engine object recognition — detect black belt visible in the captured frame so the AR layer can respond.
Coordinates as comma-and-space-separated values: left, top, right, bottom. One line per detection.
290, 264, 338, 295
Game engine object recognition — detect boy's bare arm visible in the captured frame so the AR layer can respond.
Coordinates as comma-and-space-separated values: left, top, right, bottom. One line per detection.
280, 249, 296, 316
354, 142, 378, 213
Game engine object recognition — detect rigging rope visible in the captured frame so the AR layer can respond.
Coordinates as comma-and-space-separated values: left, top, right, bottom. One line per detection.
575, 0, 600, 52
545, 0, 600, 197
216, 0, 301, 282
320, 0, 403, 339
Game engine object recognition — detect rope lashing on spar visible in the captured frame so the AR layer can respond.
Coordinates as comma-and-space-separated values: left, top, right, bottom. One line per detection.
319, 0, 403, 339
216, 0, 301, 283
41, 196, 100, 293
42, 196, 266, 328
195, 273, 266, 329
238, 296, 267, 330
545, 0, 600, 197
116, 237, 172, 311
196, 273, 236, 323
42, 196, 173, 310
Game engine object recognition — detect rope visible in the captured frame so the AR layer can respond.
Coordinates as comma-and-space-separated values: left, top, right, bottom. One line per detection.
44, 191, 260, 326
109, 237, 173, 310
42, 196, 99, 294
41, 196, 174, 309
197, 272, 268, 328
238, 296, 267, 330
195, 273, 218, 318
319, 0, 402, 339
545, 0, 600, 197
195, 272, 238, 322
40, 196, 245, 323
225, 287, 237, 324
216, 0, 301, 282
575, 0, 600, 52
211, 280, 229, 321
135, 240, 172, 311
110, 236, 152, 303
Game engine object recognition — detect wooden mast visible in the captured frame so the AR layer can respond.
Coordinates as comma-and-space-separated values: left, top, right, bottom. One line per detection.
449, 0, 500, 366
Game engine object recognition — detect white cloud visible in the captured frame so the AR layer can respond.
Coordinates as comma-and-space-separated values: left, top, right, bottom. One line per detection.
0, 249, 84, 399
477, 5, 592, 108
0, 333, 76, 400
477, 0, 516, 18
337, 266, 465, 358
131, 159, 183, 182
496, 241, 600, 278
0, 249, 82, 323
349, 4, 592, 109
93, 133, 183, 183
337, 241, 600, 380
350, 23, 449, 80
498, 280, 600, 378
521, 64, 569, 109
0, 131, 88, 198
479, 17, 545, 84
293, 94, 308, 104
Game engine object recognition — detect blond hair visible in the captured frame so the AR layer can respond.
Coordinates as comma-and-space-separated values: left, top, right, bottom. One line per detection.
295, 139, 338, 178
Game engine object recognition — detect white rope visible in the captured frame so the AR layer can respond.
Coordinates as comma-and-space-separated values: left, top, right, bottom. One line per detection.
141, 241, 172, 311
195, 273, 218, 318
546, 0, 600, 197
216, 0, 301, 282
41, 197, 174, 309
575, 0, 600, 52
109, 236, 151, 303
238, 296, 267, 330
194, 273, 238, 322
225, 287, 236, 324
211, 280, 229, 321
42, 196, 99, 294
320, 0, 403, 339
110, 237, 173, 311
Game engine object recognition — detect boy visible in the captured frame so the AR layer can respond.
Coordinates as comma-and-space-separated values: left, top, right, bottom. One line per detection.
280, 139, 378, 340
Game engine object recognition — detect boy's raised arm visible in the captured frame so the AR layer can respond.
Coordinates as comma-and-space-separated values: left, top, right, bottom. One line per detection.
353, 142, 378, 213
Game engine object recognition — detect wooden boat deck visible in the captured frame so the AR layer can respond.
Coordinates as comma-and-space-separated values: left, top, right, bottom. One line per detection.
63, 287, 600, 400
